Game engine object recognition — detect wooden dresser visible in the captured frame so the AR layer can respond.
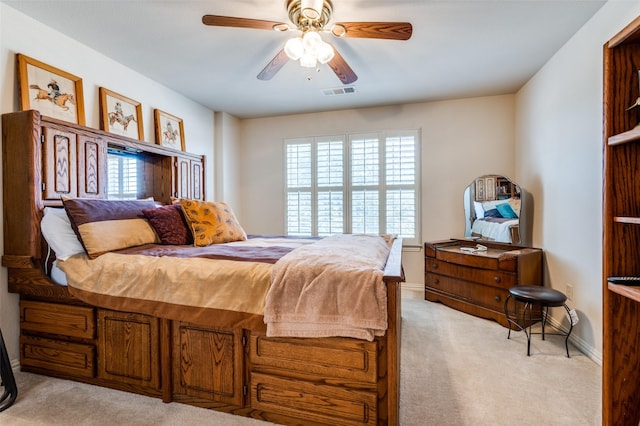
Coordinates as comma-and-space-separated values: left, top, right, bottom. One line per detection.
424, 239, 543, 327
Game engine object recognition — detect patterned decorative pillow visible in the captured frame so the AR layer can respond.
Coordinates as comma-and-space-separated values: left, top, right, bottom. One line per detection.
142, 204, 193, 245
63, 198, 160, 258
179, 200, 247, 246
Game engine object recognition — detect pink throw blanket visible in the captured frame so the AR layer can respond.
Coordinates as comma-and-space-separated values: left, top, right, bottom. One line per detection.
264, 234, 391, 341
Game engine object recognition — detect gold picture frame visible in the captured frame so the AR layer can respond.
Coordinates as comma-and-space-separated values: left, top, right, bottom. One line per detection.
17, 53, 85, 125
99, 87, 144, 140
154, 109, 185, 151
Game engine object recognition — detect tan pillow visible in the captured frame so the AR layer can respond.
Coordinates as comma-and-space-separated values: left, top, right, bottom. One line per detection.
179, 200, 247, 246
63, 198, 160, 258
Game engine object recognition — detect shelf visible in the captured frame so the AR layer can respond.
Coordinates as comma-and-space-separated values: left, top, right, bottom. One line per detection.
608, 282, 640, 303
613, 216, 640, 225
608, 127, 640, 146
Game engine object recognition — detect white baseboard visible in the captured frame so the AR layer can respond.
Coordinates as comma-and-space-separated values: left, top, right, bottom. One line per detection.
401, 282, 423, 292
545, 316, 602, 366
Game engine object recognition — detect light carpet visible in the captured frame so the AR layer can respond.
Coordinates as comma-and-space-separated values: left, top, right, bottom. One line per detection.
0, 289, 601, 425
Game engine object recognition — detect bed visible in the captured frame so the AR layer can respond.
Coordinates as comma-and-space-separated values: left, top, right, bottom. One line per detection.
470, 198, 521, 243
2, 110, 404, 426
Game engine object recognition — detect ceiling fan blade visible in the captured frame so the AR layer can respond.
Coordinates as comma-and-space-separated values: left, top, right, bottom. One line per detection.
331, 22, 412, 40
257, 49, 290, 81
202, 15, 287, 31
327, 46, 358, 85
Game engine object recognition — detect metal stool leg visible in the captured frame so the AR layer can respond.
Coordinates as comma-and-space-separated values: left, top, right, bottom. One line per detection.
524, 302, 532, 356
504, 294, 514, 340
0, 329, 17, 412
562, 304, 574, 358
541, 304, 549, 340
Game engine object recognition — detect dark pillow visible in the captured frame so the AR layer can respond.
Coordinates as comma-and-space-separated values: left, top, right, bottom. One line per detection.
142, 204, 193, 245
483, 208, 503, 218
63, 198, 160, 258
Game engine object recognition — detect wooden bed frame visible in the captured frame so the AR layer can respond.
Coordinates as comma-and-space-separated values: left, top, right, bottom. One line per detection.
1, 110, 404, 425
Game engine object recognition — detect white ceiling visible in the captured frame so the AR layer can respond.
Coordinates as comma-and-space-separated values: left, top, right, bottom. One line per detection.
3, 0, 606, 119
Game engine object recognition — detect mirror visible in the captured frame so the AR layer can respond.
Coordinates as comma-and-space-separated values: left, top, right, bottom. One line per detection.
464, 175, 524, 245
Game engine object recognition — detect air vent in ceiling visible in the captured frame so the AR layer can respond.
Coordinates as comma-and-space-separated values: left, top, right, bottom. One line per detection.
322, 86, 356, 96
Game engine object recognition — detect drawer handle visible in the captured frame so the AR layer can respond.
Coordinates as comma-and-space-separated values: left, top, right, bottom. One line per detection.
433, 279, 439, 285
432, 263, 437, 269
494, 295, 501, 302
493, 276, 501, 283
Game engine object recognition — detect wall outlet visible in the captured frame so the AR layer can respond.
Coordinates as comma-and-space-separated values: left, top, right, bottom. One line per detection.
566, 283, 574, 301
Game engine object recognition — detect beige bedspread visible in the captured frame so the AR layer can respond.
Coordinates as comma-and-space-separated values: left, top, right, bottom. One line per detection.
58, 235, 391, 338
58, 252, 275, 331
264, 234, 391, 341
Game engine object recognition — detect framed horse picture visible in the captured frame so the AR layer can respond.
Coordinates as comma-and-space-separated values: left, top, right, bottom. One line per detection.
99, 87, 144, 140
17, 53, 85, 125
154, 109, 185, 151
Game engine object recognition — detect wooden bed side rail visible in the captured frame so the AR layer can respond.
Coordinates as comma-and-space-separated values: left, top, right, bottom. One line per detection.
381, 237, 403, 425
383, 238, 405, 282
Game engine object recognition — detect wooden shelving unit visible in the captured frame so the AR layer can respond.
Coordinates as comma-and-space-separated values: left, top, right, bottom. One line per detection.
602, 15, 640, 426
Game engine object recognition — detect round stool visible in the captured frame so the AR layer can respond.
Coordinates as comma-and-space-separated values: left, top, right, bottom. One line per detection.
504, 285, 574, 357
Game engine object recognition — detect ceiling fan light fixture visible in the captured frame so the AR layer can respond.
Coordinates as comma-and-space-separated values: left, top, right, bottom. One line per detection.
316, 42, 334, 64
302, 31, 322, 54
286, 29, 333, 68
284, 37, 304, 60
300, 52, 317, 68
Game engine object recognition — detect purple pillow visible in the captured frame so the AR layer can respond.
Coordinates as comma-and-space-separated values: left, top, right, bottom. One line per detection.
142, 204, 193, 245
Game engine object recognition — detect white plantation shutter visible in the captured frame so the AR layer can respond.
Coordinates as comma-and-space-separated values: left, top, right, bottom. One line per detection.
351, 134, 380, 235
286, 141, 313, 235
317, 139, 344, 235
285, 130, 420, 246
107, 152, 138, 199
385, 134, 418, 242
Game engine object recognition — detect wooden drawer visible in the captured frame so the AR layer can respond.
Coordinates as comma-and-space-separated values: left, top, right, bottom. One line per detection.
21, 300, 95, 339
425, 258, 516, 289
251, 372, 377, 426
250, 334, 377, 384
432, 247, 518, 272
21, 335, 95, 378
426, 273, 508, 312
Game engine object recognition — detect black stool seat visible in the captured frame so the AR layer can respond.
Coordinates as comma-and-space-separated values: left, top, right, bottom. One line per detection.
504, 285, 574, 357
509, 285, 567, 306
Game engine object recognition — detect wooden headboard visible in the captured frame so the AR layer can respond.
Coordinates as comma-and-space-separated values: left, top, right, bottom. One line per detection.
1, 109, 205, 298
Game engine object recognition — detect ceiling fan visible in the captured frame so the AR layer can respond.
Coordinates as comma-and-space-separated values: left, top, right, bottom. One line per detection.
202, 0, 412, 84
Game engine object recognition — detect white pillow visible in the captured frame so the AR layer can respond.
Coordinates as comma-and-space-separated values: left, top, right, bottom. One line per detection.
473, 201, 484, 219
49, 260, 68, 286
40, 207, 85, 260
482, 199, 504, 212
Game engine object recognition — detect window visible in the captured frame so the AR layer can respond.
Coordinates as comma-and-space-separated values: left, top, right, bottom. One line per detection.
285, 130, 421, 246
107, 150, 139, 199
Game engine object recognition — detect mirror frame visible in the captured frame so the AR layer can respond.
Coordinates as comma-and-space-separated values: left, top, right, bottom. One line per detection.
464, 174, 525, 245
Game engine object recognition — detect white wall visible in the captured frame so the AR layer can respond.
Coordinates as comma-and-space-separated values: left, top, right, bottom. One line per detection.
515, 1, 640, 362
0, 4, 216, 363
214, 112, 241, 206
238, 95, 516, 285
